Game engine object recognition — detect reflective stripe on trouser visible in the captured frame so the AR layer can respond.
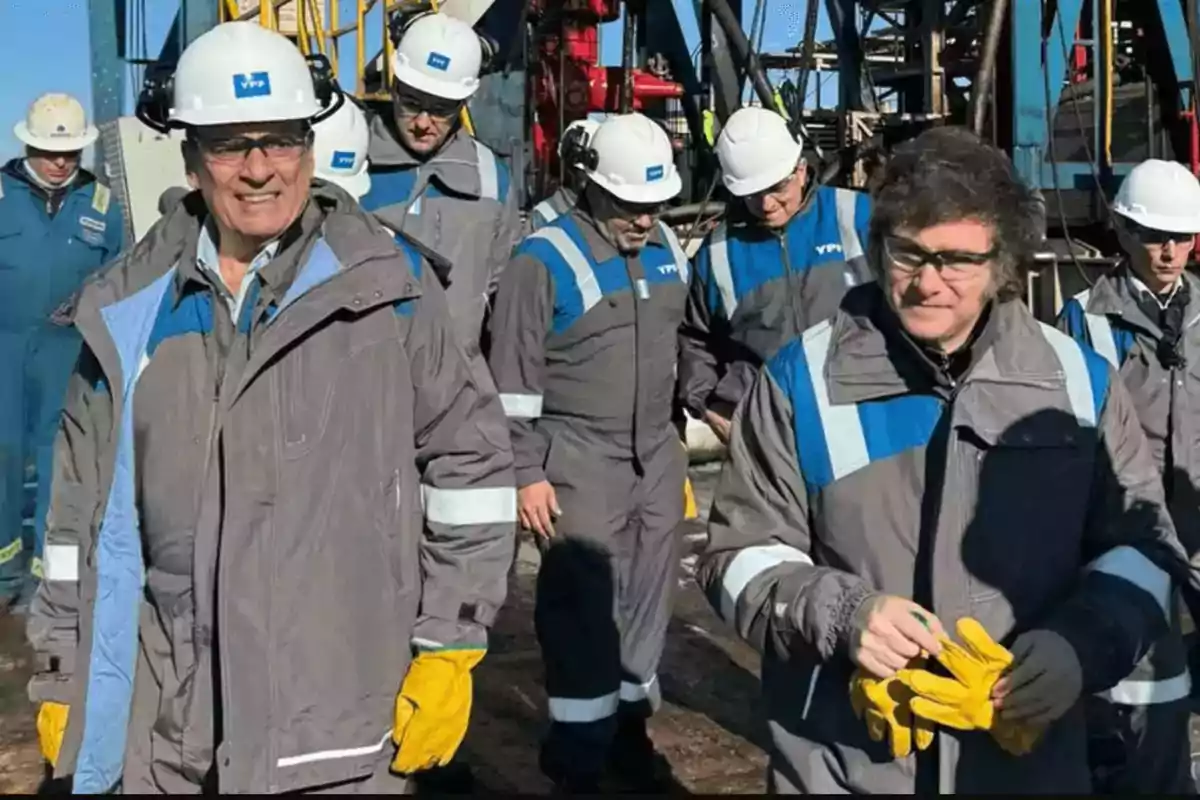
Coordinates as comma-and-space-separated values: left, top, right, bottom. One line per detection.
534, 425, 685, 778
1085, 694, 1193, 793
0, 331, 29, 597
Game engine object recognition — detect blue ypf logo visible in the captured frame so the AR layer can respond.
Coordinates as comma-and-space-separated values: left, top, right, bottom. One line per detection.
233, 72, 273, 99
645, 164, 665, 182
426, 52, 452, 71
331, 151, 356, 169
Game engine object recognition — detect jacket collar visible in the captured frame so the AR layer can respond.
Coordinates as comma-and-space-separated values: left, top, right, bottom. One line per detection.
1083, 264, 1200, 336
367, 114, 485, 198
563, 203, 672, 265
825, 284, 1066, 406
74, 183, 421, 395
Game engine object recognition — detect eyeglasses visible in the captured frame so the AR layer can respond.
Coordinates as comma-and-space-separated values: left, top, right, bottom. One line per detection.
1127, 222, 1195, 248
609, 195, 666, 220
883, 234, 997, 281
391, 82, 464, 120
196, 131, 313, 165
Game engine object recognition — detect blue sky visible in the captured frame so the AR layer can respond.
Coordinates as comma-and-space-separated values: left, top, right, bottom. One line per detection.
0, 1, 831, 162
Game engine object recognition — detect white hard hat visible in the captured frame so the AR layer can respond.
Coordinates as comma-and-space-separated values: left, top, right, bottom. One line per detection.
715, 106, 803, 196
586, 113, 681, 205
558, 118, 600, 159
313, 99, 371, 198
391, 13, 482, 101
14, 93, 98, 153
171, 22, 324, 127
1112, 159, 1200, 234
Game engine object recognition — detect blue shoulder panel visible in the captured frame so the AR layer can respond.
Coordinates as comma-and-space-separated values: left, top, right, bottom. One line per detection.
392, 233, 424, 317
727, 226, 784, 302
148, 289, 215, 354
360, 167, 418, 213
1057, 297, 1088, 342
769, 328, 944, 493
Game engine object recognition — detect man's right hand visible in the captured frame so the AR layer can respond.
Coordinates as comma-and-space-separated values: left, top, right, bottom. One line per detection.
704, 410, 732, 444
518, 481, 561, 539
849, 595, 945, 679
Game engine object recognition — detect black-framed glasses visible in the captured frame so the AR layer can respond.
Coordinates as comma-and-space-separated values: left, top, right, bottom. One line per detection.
608, 194, 667, 220
196, 130, 313, 166
882, 234, 997, 281
1127, 221, 1195, 248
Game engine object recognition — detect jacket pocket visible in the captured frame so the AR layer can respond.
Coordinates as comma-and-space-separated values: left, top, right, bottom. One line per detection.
959, 423, 1089, 613
277, 337, 341, 458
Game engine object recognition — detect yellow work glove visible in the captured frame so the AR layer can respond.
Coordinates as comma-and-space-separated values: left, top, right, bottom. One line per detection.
391, 648, 486, 774
897, 618, 1043, 756
684, 477, 698, 520
849, 663, 935, 759
37, 702, 69, 767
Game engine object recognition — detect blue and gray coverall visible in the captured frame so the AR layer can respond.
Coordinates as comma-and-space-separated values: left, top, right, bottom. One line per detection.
0, 159, 123, 600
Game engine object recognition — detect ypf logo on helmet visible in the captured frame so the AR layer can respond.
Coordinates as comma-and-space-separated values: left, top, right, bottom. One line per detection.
134, 21, 344, 134
233, 71, 272, 99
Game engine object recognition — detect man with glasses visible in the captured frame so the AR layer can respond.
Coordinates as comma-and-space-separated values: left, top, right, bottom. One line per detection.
0, 93, 125, 615
25, 22, 515, 794
1057, 158, 1200, 794
488, 113, 689, 793
360, 11, 520, 361
678, 106, 871, 445
698, 127, 1199, 793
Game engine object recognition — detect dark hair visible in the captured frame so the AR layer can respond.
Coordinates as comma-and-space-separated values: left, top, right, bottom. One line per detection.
868, 126, 1043, 301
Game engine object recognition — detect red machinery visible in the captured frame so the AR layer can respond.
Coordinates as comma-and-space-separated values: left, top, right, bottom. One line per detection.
528, 0, 683, 199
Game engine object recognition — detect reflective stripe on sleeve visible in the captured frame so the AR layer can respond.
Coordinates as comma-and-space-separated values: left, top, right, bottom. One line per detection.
277, 730, 394, 768
1099, 672, 1191, 706
500, 392, 543, 419
719, 543, 813, 623
1087, 545, 1172, 617
421, 485, 518, 526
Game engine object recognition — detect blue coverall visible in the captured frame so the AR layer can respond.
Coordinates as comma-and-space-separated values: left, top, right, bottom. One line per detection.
0, 159, 124, 604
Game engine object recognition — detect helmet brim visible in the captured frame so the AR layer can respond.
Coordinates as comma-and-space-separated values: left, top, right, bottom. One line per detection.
14, 121, 98, 153
392, 61, 478, 102
1114, 205, 1200, 235
721, 140, 803, 197
589, 170, 682, 205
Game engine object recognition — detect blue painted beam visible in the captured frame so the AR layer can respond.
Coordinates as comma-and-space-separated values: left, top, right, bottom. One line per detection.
89, 0, 127, 125
1010, 0, 1087, 189
180, 0, 220, 49
158, 1, 220, 66
1157, 0, 1194, 108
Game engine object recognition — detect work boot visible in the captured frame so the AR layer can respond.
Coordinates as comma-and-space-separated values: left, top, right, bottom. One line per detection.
539, 741, 603, 794
606, 715, 682, 793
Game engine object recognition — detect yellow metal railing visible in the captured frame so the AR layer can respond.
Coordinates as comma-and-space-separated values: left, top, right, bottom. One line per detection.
215, 0, 475, 134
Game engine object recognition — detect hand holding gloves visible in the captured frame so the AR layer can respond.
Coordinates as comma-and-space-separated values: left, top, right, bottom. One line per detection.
391, 647, 486, 774
849, 661, 935, 758
896, 618, 1048, 756
850, 617, 1053, 759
